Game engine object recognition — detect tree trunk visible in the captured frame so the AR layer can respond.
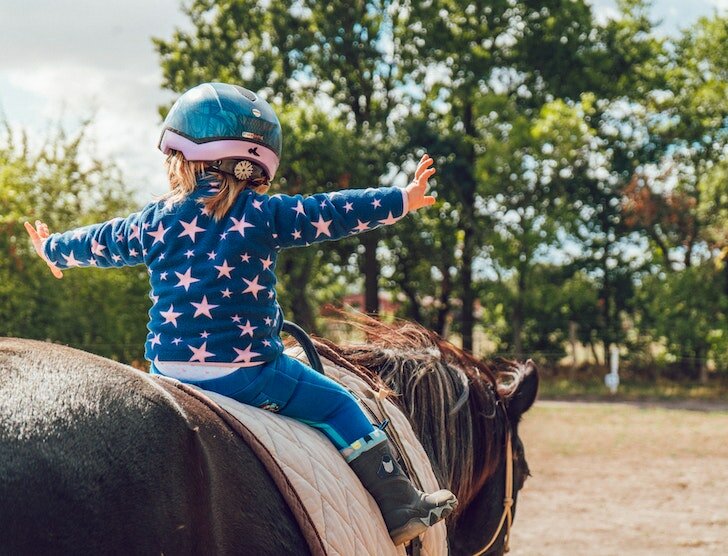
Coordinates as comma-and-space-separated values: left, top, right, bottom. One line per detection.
512, 268, 527, 358
435, 265, 452, 336
280, 254, 318, 334
460, 99, 477, 352
696, 348, 708, 385
569, 321, 578, 381
399, 259, 423, 323
361, 230, 380, 314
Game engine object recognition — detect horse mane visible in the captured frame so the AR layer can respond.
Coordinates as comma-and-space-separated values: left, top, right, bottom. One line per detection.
312, 314, 529, 516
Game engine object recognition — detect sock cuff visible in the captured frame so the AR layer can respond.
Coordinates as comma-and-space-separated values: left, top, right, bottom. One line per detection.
341, 428, 387, 462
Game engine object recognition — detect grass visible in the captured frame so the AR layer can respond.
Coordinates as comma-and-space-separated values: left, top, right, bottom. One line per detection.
538, 376, 728, 402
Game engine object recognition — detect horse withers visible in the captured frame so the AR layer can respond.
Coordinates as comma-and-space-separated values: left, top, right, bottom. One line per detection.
0, 321, 536, 555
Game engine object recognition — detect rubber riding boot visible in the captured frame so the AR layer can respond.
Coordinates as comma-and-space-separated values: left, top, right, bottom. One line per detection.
348, 438, 458, 545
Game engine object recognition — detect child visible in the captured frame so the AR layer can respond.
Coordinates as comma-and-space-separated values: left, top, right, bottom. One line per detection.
25, 82, 456, 545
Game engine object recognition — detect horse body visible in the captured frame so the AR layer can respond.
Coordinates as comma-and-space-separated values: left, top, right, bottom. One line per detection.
0, 320, 537, 555
0, 338, 308, 555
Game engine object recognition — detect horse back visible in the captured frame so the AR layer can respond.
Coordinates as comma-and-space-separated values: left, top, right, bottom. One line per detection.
0, 338, 309, 555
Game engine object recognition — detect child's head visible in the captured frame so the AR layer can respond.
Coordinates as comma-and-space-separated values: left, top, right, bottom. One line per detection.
158, 82, 282, 220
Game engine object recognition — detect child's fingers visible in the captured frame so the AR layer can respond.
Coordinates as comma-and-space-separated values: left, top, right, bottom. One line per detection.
24, 221, 40, 241
49, 263, 63, 279
418, 167, 436, 186
415, 157, 434, 180
423, 196, 436, 206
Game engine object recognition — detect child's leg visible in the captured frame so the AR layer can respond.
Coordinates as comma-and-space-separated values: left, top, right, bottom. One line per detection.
262, 355, 457, 545
258, 354, 381, 451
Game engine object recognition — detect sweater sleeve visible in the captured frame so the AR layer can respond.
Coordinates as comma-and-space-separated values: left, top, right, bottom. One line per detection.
264, 186, 409, 250
42, 206, 154, 269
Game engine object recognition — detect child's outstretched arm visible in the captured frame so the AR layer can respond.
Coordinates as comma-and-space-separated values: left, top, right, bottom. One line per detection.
25, 207, 153, 274
266, 153, 436, 250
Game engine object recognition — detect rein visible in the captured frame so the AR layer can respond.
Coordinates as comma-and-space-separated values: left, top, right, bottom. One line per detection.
471, 423, 514, 555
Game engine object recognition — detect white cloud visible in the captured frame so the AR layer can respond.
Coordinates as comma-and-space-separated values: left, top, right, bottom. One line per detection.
0, 0, 188, 198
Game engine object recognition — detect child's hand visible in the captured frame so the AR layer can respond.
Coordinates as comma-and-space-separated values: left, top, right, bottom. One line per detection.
406, 154, 437, 212
24, 220, 63, 279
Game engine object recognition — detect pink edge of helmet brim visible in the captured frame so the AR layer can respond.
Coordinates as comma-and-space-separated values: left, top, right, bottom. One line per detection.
160, 130, 280, 180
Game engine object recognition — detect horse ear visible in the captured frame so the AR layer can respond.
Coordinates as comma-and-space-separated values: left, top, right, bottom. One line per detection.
506, 360, 539, 422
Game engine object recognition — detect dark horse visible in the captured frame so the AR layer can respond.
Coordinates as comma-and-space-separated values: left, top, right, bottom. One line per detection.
0, 319, 537, 555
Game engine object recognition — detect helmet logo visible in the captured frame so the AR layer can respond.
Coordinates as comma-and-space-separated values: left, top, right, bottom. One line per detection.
234, 160, 255, 180
248, 147, 260, 157
252, 108, 262, 117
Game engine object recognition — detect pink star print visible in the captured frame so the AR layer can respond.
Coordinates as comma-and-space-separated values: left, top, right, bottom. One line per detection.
229, 216, 254, 237
91, 240, 106, 257
378, 212, 400, 226
237, 320, 257, 337
260, 255, 273, 270
129, 224, 141, 241
241, 252, 251, 263
172, 337, 182, 346
221, 288, 233, 298
184, 249, 195, 259
371, 198, 382, 208
207, 250, 217, 260
252, 199, 263, 211
343, 201, 354, 213
231, 314, 242, 323
72, 228, 86, 241
292, 230, 302, 240
147, 222, 168, 245
191, 295, 219, 318
150, 333, 162, 348
62, 251, 81, 267
233, 344, 260, 364
178, 217, 206, 243
175, 268, 200, 291
214, 260, 235, 279
353, 219, 370, 233
160, 304, 183, 327
311, 215, 332, 238
292, 200, 306, 216
189, 341, 215, 363
242, 275, 265, 299
111, 254, 122, 263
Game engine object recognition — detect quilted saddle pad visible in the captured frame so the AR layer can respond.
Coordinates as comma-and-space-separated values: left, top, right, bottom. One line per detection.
176, 352, 449, 556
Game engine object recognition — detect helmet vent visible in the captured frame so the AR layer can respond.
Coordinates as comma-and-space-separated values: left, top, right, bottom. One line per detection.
239, 87, 258, 102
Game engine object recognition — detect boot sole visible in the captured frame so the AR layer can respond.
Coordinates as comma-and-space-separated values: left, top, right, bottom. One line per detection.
389, 497, 457, 546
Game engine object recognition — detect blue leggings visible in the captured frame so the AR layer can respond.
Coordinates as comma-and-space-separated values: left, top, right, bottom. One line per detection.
151, 355, 375, 450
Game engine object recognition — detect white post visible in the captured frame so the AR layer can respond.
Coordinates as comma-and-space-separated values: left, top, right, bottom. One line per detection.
604, 344, 620, 394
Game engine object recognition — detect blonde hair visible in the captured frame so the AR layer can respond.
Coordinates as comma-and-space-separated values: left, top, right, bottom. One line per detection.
161, 150, 270, 221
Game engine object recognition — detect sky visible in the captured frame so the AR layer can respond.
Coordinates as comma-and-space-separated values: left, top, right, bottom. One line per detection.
0, 0, 726, 199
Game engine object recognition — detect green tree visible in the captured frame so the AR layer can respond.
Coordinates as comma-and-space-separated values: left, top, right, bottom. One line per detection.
636, 264, 727, 382
0, 122, 149, 363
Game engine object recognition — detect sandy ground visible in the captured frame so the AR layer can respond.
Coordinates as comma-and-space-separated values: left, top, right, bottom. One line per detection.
509, 401, 728, 555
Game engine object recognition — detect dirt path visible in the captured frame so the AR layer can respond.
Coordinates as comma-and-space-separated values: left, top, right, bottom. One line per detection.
510, 401, 728, 555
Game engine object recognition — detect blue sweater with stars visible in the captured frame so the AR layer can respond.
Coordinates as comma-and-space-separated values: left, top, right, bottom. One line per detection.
43, 174, 409, 368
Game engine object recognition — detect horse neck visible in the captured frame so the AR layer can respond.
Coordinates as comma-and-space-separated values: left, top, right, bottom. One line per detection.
386, 363, 507, 515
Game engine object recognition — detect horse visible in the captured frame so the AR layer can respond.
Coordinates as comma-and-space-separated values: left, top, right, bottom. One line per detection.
0, 319, 537, 555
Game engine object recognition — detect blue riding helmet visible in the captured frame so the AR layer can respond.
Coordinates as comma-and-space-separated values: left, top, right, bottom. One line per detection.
159, 82, 282, 180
